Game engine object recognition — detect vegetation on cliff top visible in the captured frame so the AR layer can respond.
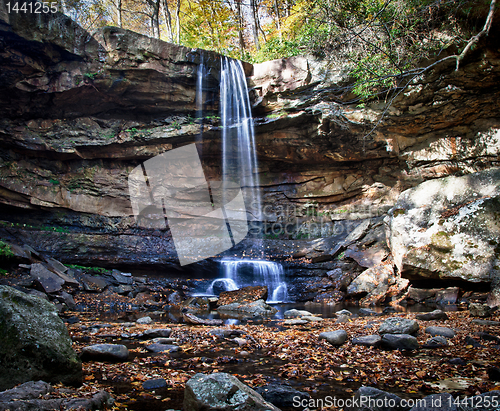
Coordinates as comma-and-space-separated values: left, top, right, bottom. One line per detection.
61, 0, 497, 102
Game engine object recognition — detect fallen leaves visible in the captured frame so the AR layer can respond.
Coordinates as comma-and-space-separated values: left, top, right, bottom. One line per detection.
62, 308, 500, 410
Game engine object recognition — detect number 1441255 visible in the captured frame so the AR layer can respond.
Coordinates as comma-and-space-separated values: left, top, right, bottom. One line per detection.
6, 2, 58, 13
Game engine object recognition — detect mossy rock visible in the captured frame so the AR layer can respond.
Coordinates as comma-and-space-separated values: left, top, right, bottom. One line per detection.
0, 286, 82, 390
388, 168, 500, 283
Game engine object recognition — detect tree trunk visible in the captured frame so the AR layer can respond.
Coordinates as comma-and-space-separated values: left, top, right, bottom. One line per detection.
175, 0, 181, 44
163, 0, 173, 41
274, 0, 282, 40
236, 0, 246, 58
146, 0, 161, 38
285, 0, 291, 17
250, 0, 260, 50
116, 0, 122, 27
153, 0, 161, 38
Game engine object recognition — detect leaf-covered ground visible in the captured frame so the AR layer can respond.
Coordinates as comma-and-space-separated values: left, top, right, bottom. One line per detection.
66, 307, 500, 410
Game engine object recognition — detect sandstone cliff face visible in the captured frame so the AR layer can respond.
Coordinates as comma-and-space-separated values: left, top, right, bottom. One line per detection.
1, 5, 499, 301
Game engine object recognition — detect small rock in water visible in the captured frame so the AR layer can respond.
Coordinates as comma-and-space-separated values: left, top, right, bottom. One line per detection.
425, 326, 455, 338
136, 316, 152, 324
233, 337, 248, 347
449, 357, 466, 365
64, 316, 81, 324
335, 314, 349, 324
81, 344, 129, 362
150, 337, 176, 345
111, 269, 134, 285
379, 317, 419, 335
319, 330, 347, 346
145, 344, 181, 353
255, 383, 311, 408
464, 335, 483, 348
301, 316, 323, 322
423, 336, 448, 348
475, 332, 500, 343
185, 372, 279, 411
141, 328, 171, 339
284, 319, 308, 326
416, 309, 449, 321
358, 308, 378, 316
469, 303, 496, 318
142, 378, 167, 390
208, 328, 246, 338
381, 334, 419, 350
472, 319, 500, 326
382, 306, 398, 314
283, 309, 312, 318
336, 309, 352, 316
352, 334, 382, 347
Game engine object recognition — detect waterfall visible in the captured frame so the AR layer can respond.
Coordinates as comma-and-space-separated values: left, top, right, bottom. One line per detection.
191, 57, 289, 303
220, 57, 262, 222
205, 259, 288, 303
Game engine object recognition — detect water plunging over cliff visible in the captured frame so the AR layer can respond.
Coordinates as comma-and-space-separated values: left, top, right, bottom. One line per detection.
220, 57, 262, 222
195, 57, 288, 302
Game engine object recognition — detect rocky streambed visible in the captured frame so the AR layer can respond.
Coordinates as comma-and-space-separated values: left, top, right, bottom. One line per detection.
1, 263, 500, 411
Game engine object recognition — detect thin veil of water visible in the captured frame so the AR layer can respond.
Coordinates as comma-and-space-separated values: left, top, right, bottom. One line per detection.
192, 57, 289, 303
220, 56, 262, 222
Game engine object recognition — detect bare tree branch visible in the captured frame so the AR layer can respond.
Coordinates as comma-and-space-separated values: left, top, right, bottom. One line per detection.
455, 0, 497, 70
358, 0, 496, 140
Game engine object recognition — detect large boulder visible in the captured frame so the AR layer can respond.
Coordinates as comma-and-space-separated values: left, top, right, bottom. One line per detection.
0, 286, 82, 390
386, 168, 500, 288
346, 263, 396, 303
184, 372, 280, 411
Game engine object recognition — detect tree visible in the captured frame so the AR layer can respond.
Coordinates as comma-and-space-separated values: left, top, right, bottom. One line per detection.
145, 0, 161, 38
250, 0, 262, 50
115, 0, 122, 27
181, 0, 238, 54
175, 0, 181, 43
163, 0, 174, 41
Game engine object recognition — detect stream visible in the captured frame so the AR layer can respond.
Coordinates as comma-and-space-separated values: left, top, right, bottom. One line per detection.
71, 302, 466, 411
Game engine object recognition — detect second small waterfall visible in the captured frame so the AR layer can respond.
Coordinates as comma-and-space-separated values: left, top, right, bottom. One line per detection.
206, 259, 288, 303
